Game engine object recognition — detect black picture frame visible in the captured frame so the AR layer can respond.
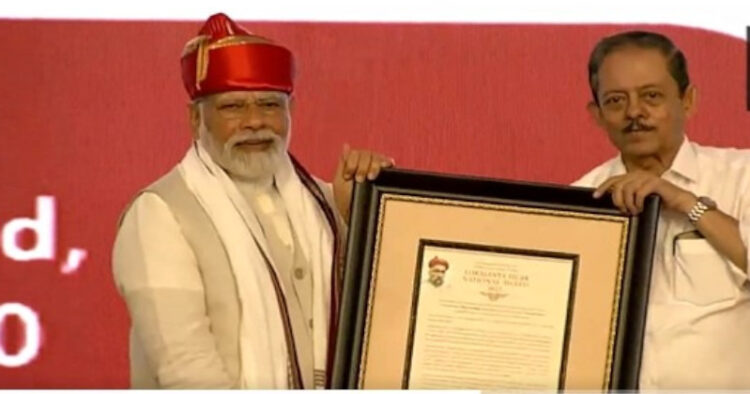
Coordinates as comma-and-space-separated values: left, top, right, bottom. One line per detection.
330, 167, 660, 390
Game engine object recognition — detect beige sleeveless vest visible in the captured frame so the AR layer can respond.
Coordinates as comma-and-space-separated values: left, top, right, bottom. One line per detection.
123, 167, 340, 388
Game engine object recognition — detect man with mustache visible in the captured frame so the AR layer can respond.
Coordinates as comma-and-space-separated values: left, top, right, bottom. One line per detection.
112, 14, 392, 389
574, 31, 750, 388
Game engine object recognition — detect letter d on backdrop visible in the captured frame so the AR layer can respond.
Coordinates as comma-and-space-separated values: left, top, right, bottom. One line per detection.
2, 196, 55, 261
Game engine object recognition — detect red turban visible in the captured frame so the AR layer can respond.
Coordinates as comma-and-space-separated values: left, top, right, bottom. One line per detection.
180, 13, 295, 99
428, 256, 449, 270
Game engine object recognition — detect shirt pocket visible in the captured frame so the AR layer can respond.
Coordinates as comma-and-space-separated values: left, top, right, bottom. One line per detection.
673, 238, 738, 306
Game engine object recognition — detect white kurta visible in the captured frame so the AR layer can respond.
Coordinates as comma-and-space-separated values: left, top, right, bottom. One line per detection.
113, 192, 236, 388
574, 137, 750, 389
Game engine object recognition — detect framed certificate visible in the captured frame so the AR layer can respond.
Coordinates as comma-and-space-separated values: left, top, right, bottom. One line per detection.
330, 168, 659, 390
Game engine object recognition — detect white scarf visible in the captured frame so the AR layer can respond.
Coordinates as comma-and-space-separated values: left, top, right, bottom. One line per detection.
177, 142, 333, 388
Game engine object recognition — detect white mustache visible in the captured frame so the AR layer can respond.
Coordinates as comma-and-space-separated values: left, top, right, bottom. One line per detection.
227, 130, 282, 149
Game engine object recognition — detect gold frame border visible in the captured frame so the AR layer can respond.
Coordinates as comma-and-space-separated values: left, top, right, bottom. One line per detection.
357, 193, 630, 389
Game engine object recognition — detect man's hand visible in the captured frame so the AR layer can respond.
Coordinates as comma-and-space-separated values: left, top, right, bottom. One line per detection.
333, 144, 394, 222
593, 170, 697, 215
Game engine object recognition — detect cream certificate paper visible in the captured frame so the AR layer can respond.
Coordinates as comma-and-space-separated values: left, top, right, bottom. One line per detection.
405, 241, 578, 389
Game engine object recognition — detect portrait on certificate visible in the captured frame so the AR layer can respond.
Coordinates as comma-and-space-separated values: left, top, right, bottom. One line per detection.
405, 241, 578, 389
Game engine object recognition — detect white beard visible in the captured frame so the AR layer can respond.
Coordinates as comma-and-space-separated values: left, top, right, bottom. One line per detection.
198, 123, 290, 180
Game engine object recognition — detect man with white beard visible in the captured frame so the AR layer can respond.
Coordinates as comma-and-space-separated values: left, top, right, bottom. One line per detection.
112, 13, 392, 389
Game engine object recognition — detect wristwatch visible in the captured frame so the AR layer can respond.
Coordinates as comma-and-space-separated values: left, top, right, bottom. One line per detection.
687, 196, 717, 224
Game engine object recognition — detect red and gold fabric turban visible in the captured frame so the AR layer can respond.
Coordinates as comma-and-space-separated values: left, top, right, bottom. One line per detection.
180, 13, 295, 99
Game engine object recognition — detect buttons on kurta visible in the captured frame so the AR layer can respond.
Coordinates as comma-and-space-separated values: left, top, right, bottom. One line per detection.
294, 267, 305, 279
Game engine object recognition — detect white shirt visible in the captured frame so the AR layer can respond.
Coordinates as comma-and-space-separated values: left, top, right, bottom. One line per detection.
574, 137, 750, 389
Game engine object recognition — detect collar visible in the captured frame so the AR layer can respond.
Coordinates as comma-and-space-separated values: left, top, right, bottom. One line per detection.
611, 135, 698, 183
668, 136, 699, 183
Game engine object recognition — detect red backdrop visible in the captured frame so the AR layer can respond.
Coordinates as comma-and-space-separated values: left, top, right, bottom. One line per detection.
0, 20, 747, 388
